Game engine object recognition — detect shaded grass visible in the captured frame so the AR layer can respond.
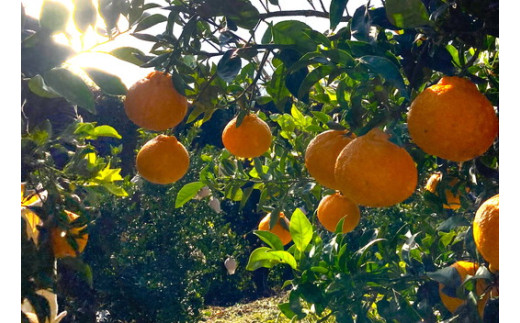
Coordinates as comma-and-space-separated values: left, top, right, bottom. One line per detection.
199, 291, 337, 323
199, 292, 292, 323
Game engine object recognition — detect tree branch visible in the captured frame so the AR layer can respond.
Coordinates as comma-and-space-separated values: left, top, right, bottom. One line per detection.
259, 10, 351, 22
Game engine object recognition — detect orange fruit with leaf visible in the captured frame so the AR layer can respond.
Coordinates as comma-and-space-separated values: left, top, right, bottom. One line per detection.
258, 212, 292, 246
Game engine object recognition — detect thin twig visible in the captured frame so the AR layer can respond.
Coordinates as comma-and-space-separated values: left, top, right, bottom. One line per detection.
259, 10, 351, 21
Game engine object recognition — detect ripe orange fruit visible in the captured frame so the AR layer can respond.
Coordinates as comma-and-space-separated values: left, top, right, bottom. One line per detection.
473, 194, 499, 271
425, 173, 465, 210
124, 71, 188, 131
305, 130, 356, 190
258, 212, 292, 246
334, 128, 418, 207
51, 210, 88, 258
222, 114, 272, 158
317, 192, 360, 233
438, 260, 494, 318
136, 135, 190, 185
408, 76, 498, 162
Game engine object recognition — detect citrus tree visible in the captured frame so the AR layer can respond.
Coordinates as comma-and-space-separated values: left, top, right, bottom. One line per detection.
22, 0, 499, 322
21, 2, 130, 322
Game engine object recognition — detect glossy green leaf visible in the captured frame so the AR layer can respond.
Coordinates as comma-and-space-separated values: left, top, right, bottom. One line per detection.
27, 75, 60, 98
83, 68, 127, 95
134, 13, 167, 32
175, 182, 206, 208
109, 47, 147, 66
40, 0, 69, 33
385, 0, 432, 29
297, 65, 335, 100
272, 21, 317, 53
427, 266, 461, 294
261, 23, 273, 44
289, 208, 313, 252
245, 247, 276, 271
254, 230, 284, 250
73, 0, 97, 32
74, 123, 122, 140
42, 68, 96, 113
358, 55, 409, 99
239, 185, 254, 210
217, 49, 242, 82
330, 0, 348, 30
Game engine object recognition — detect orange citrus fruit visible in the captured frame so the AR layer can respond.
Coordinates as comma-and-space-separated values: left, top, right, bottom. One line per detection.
51, 210, 88, 258
425, 173, 466, 210
258, 212, 292, 246
124, 71, 188, 131
334, 128, 418, 207
407, 76, 498, 162
473, 194, 499, 271
136, 135, 190, 185
438, 260, 494, 318
316, 192, 360, 233
305, 130, 356, 190
222, 114, 272, 158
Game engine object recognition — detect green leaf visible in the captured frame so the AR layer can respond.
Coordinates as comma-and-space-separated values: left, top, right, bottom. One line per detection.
385, 0, 432, 29
40, 0, 69, 33
247, 247, 297, 271
43, 68, 96, 113
217, 49, 242, 82
350, 5, 371, 42
101, 182, 129, 197
358, 55, 409, 99
445, 44, 462, 67
272, 21, 318, 53
254, 230, 284, 250
270, 250, 298, 270
297, 65, 335, 100
225, 0, 260, 30
109, 47, 147, 66
73, 0, 97, 32
134, 13, 167, 32
329, 0, 348, 30
278, 303, 297, 319
175, 182, 206, 208
74, 123, 122, 139
91, 125, 122, 139
239, 185, 254, 210
261, 23, 273, 44
427, 266, 461, 294
289, 208, 313, 252
83, 68, 127, 95
246, 247, 277, 271
27, 75, 60, 98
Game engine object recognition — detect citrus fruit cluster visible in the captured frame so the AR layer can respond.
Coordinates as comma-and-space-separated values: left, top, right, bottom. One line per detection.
124, 71, 190, 185
304, 127, 418, 233
303, 76, 498, 236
